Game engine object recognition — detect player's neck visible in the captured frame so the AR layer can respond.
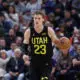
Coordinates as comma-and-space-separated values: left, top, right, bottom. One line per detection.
34, 25, 44, 33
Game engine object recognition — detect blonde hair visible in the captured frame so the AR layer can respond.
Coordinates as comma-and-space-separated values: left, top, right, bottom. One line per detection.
0, 50, 7, 58
14, 48, 22, 54
0, 50, 6, 53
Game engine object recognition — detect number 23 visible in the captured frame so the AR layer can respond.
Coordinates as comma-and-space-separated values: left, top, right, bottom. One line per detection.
34, 45, 46, 54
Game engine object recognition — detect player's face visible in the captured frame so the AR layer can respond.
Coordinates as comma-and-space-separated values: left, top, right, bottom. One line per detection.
33, 14, 44, 26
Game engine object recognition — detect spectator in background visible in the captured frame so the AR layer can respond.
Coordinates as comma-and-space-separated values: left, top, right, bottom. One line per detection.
0, 13, 5, 37
57, 0, 72, 11
63, 10, 78, 38
6, 42, 17, 57
47, 13, 56, 28
50, 59, 56, 80
19, 14, 30, 32
44, 20, 53, 28
14, 0, 27, 14
5, 28, 16, 49
4, 5, 19, 28
26, 0, 41, 15
13, 24, 23, 37
69, 40, 78, 58
42, 0, 56, 15
0, 0, 4, 11
23, 9, 32, 27
52, 46, 61, 63
0, 50, 10, 80
4, 48, 24, 80
10, 0, 20, 13
8, 5, 19, 26
2, 14, 11, 34
0, 12, 4, 26
15, 36, 23, 48
3, 0, 13, 6
0, 38, 7, 50
11, 0, 27, 14
72, 45, 80, 80
71, 8, 80, 29
1, 0, 9, 12
55, 27, 64, 38
54, 4, 64, 28
69, 28, 80, 57
0, 11, 13, 35
55, 48, 74, 80
72, 0, 80, 13
71, 28, 80, 44
59, 23, 65, 35
37, 0, 42, 4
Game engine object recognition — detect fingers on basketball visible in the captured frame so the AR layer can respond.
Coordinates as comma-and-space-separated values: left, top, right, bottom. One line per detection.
59, 37, 71, 49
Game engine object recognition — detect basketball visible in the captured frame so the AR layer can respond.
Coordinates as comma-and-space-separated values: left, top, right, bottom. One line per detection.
58, 37, 71, 49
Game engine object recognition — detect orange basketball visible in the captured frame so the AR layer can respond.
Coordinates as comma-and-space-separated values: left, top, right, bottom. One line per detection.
58, 37, 71, 49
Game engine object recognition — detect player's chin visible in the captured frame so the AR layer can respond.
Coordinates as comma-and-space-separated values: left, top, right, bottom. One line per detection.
35, 23, 40, 27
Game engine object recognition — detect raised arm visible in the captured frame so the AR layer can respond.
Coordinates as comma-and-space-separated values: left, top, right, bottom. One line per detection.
23, 28, 30, 44
48, 27, 60, 46
22, 28, 30, 55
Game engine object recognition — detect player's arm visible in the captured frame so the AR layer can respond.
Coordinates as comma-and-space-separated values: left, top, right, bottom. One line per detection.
48, 27, 71, 49
48, 27, 60, 47
23, 28, 30, 44
22, 28, 30, 55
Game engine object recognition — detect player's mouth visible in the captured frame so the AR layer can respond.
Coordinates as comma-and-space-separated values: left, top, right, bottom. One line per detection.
36, 22, 39, 25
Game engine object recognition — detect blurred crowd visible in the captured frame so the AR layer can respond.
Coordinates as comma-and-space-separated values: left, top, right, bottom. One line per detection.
0, 0, 80, 80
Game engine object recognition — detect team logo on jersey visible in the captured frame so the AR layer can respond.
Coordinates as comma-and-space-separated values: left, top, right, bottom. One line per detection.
32, 37, 48, 44
42, 33, 46, 35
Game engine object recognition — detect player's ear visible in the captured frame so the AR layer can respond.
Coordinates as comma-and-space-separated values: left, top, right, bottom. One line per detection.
42, 16, 45, 23
42, 18, 44, 22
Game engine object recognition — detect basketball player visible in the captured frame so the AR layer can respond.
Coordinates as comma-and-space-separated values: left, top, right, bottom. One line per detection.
22, 11, 68, 80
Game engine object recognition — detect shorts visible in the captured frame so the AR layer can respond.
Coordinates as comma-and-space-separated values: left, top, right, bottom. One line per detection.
30, 63, 52, 80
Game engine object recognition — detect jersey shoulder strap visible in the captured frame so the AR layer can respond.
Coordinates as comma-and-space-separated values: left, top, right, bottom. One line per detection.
30, 26, 48, 36
30, 27, 35, 36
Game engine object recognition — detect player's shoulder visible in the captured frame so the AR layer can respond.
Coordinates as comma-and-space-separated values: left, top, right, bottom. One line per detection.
48, 27, 54, 33
24, 28, 31, 38
25, 28, 30, 34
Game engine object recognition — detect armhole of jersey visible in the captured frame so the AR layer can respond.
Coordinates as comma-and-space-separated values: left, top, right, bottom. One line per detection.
47, 26, 51, 39
30, 27, 31, 38
30, 27, 34, 38
44, 26, 48, 34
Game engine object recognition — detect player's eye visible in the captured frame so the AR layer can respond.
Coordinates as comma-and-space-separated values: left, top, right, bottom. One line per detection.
38, 18, 40, 20
34, 17, 41, 20
34, 18, 37, 20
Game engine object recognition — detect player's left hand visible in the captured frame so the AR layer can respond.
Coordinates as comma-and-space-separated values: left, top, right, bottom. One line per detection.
58, 37, 71, 49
